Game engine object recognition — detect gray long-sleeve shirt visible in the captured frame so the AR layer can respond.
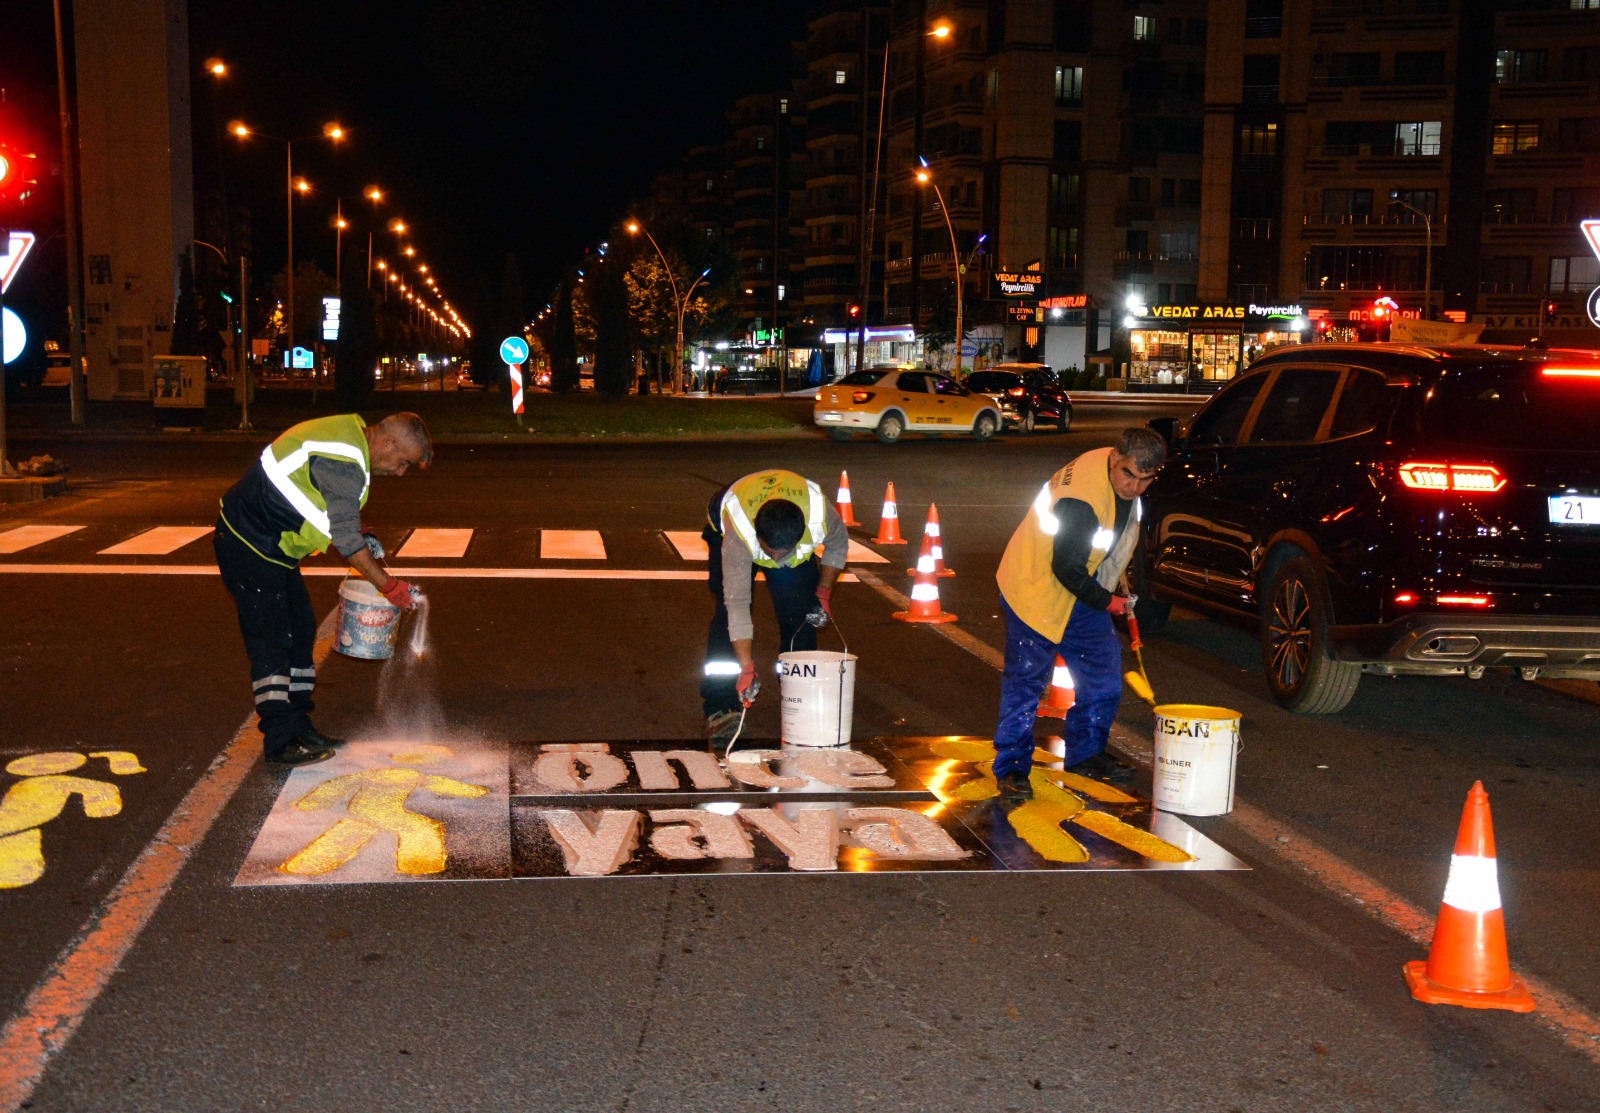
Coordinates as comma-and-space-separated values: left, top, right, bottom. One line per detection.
309, 456, 367, 558
722, 500, 849, 642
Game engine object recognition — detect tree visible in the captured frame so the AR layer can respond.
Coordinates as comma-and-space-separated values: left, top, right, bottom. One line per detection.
269, 260, 337, 355
335, 248, 377, 409
548, 279, 579, 394
492, 253, 526, 391
591, 258, 633, 398
171, 249, 202, 356
921, 279, 959, 371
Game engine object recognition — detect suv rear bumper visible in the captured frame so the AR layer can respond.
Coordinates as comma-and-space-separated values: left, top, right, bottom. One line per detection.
1335, 614, 1600, 676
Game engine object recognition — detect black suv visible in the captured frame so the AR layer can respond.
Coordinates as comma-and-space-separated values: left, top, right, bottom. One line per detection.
1141, 343, 1600, 713
965, 364, 1073, 433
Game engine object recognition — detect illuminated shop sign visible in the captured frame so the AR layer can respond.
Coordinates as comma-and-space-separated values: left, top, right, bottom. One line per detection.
1136, 303, 1310, 328
1039, 294, 1088, 309
822, 325, 917, 344
989, 271, 1043, 299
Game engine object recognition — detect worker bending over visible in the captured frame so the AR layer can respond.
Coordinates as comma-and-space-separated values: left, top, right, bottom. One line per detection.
701, 469, 849, 743
992, 428, 1166, 798
215, 413, 432, 766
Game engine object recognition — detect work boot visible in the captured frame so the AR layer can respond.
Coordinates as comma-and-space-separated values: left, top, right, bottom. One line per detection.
705, 709, 742, 746
996, 769, 1033, 802
1068, 752, 1135, 784
300, 723, 347, 750
266, 739, 336, 766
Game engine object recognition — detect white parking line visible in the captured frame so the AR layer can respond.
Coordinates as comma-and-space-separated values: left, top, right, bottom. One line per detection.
0, 563, 861, 583
540, 529, 606, 560
395, 528, 474, 559
664, 531, 708, 560
97, 526, 213, 556
0, 525, 84, 554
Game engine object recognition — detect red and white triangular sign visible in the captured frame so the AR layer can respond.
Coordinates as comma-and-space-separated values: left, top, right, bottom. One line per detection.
1582, 219, 1600, 263
0, 231, 36, 294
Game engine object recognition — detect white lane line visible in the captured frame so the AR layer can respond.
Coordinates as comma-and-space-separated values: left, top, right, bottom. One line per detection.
0, 564, 859, 583
97, 526, 213, 556
850, 566, 1600, 1067
0, 525, 84, 554
664, 531, 708, 560
540, 529, 606, 560
846, 539, 889, 565
0, 608, 341, 1111
396, 528, 474, 559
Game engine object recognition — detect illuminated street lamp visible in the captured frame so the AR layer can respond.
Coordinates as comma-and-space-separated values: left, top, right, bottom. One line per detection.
915, 161, 963, 374
626, 218, 709, 393
1389, 193, 1433, 321
228, 119, 344, 370
204, 57, 228, 77
364, 184, 383, 288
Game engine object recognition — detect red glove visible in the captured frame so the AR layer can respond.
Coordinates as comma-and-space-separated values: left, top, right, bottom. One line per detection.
1105, 594, 1128, 616
380, 576, 418, 610
815, 585, 833, 619
737, 663, 757, 700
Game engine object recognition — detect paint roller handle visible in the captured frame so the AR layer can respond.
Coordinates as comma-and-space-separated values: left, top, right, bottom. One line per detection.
737, 663, 760, 707
1123, 595, 1143, 652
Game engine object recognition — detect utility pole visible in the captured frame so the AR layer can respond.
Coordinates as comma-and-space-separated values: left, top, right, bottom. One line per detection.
53, 0, 87, 424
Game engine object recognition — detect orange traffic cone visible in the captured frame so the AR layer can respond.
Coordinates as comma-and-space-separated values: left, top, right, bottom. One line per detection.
873, 482, 906, 545
907, 503, 955, 577
1036, 655, 1076, 718
893, 543, 956, 624
836, 470, 858, 527
1403, 781, 1535, 1012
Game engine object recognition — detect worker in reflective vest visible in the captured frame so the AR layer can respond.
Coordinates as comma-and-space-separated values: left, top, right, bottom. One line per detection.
215, 413, 433, 766
701, 469, 850, 743
991, 429, 1167, 798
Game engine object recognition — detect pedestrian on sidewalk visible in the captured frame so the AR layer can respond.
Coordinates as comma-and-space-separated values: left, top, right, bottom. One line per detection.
990, 428, 1166, 799
700, 469, 849, 744
214, 412, 432, 765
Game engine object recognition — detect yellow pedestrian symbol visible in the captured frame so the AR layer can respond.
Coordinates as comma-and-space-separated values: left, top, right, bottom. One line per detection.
0, 751, 147, 889
278, 744, 490, 877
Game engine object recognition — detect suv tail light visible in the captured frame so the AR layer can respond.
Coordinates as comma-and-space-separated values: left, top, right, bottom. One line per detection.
1437, 593, 1492, 607
1396, 461, 1508, 494
1540, 366, 1600, 380
852, 390, 875, 404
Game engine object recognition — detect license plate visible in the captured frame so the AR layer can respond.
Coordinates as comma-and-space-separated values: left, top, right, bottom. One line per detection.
820, 412, 842, 422
1548, 495, 1600, 524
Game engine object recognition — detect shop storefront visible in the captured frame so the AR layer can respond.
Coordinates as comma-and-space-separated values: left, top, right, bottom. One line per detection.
1125, 303, 1307, 387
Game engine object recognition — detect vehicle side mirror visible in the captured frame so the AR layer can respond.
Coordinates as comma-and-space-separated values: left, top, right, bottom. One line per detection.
1147, 416, 1179, 446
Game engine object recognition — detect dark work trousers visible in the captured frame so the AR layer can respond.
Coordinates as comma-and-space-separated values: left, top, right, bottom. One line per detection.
992, 594, 1122, 779
699, 509, 820, 718
214, 520, 318, 755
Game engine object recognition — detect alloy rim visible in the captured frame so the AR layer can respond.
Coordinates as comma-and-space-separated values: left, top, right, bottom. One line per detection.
1268, 577, 1311, 689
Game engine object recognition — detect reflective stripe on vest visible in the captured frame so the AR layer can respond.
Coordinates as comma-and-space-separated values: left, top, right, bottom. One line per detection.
259, 439, 370, 540
722, 478, 826, 567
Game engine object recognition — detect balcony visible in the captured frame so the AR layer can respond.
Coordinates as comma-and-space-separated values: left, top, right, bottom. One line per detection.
1236, 218, 1276, 240
1242, 84, 1280, 105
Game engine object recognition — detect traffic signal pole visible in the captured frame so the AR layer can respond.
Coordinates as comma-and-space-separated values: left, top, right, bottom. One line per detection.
54, 0, 87, 424
0, 277, 13, 477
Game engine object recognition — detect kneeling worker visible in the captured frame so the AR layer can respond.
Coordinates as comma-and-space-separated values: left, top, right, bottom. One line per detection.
702, 469, 850, 742
215, 412, 433, 766
992, 428, 1166, 798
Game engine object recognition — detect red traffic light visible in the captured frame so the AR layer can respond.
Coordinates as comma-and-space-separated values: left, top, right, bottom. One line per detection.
846, 303, 861, 319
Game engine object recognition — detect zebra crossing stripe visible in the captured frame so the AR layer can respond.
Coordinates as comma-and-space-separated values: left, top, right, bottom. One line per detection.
97, 526, 212, 556
664, 531, 709, 560
396, 528, 474, 559
540, 530, 606, 560
0, 525, 85, 554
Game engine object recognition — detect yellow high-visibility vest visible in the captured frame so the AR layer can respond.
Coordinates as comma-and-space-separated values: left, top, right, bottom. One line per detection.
719, 469, 826, 568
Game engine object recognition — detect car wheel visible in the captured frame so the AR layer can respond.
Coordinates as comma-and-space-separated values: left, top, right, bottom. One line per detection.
827, 428, 852, 442
875, 412, 906, 444
972, 411, 999, 442
1019, 409, 1036, 434
1260, 555, 1360, 714
1058, 406, 1072, 433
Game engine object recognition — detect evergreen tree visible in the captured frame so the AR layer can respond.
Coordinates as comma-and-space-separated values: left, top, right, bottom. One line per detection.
591, 258, 633, 398
335, 248, 377, 410
549, 279, 579, 394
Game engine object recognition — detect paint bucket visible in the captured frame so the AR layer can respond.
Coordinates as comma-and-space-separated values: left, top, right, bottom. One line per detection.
778, 651, 857, 748
336, 578, 400, 660
1151, 704, 1241, 816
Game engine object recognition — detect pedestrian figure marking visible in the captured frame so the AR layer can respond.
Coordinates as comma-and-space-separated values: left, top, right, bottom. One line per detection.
278, 745, 489, 877
0, 751, 147, 889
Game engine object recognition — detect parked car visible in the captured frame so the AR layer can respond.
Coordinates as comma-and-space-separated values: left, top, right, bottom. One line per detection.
965, 364, 1073, 433
815, 367, 1002, 443
1140, 342, 1600, 713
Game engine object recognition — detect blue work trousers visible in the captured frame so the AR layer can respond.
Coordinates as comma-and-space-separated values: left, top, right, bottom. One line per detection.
992, 593, 1122, 779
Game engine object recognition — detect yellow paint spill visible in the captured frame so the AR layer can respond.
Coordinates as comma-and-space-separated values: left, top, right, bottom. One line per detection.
1070, 809, 1195, 863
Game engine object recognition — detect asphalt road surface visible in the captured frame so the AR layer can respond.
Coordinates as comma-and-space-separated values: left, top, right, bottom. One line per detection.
2, 403, 1599, 1111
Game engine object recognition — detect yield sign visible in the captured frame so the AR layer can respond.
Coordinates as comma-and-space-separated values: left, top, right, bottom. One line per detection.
1582, 219, 1600, 262
0, 231, 36, 294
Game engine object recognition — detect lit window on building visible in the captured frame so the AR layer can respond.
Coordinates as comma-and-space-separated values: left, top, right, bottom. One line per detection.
1491, 121, 1541, 155
1133, 15, 1155, 41
1054, 65, 1083, 107
835, 69, 847, 85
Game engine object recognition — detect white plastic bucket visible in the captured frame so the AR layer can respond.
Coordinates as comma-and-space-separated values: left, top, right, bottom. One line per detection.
336, 578, 400, 660
778, 651, 857, 748
1151, 703, 1241, 816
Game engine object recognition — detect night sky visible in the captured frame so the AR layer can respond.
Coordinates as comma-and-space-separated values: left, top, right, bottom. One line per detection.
9, 1, 811, 322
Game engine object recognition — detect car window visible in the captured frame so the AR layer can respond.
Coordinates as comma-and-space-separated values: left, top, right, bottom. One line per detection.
894, 372, 929, 393
1187, 374, 1266, 445
965, 372, 1019, 392
1328, 369, 1394, 438
1422, 363, 1600, 452
839, 370, 889, 386
1246, 368, 1342, 444
931, 376, 966, 396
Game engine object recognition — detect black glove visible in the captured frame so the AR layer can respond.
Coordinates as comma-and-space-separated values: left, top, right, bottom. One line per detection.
362, 530, 386, 561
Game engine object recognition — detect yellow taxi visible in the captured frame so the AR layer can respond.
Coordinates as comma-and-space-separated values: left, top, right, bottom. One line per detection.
814, 367, 1003, 444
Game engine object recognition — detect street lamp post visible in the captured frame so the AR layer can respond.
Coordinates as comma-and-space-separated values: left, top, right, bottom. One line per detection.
626, 219, 702, 394
364, 185, 382, 289
915, 165, 962, 375
1389, 195, 1433, 321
